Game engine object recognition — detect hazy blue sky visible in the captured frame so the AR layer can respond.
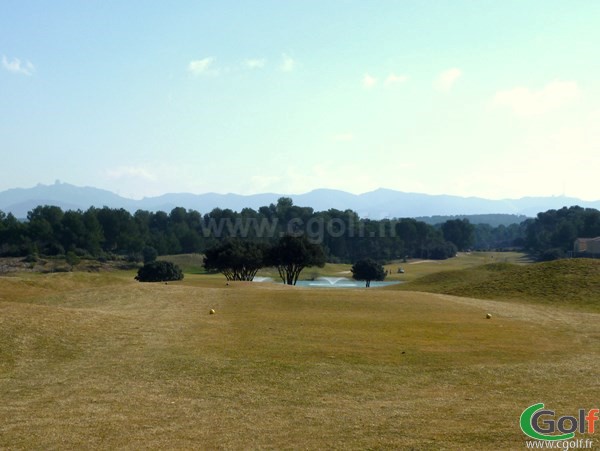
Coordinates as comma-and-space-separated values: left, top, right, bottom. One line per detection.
2, 1, 599, 200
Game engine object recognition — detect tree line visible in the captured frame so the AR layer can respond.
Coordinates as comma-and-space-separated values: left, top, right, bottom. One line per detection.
1, 199, 597, 262
522, 206, 600, 260
0, 198, 466, 262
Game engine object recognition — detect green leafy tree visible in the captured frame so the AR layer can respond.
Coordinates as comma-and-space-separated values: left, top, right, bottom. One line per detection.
0, 212, 28, 256
268, 235, 325, 285
525, 206, 600, 260
441, 218, 475, 251
142, 246, 158, 264
60, 210, 87, 252
82, 208, 104, 255
135, 260, 184, 282
27, 205, 64, 255
425, 239, 457, 259
351, 258, 386, 287
203, 239, 267, 281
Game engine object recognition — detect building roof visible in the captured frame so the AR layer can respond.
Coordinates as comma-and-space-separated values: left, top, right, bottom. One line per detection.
575, 237, 600, 242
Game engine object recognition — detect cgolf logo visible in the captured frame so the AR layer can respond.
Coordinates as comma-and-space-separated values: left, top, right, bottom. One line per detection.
520, 403, 599, 441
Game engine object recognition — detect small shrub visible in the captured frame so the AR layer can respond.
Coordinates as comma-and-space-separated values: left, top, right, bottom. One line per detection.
135, 261, 184, 282
119, 262, 142, 270
52, 265, 71, 273
539, 248, 565, 262
126, 253, 142, 263
309, 271, 321, 281
65, 251, 81, 268
23, 253, 39, 263
45, 243, 65, 256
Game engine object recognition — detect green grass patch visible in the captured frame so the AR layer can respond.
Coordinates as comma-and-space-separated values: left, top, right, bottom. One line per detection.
2, 256, 599, 449
396, 258, 600, 311
158, 253, 206, 274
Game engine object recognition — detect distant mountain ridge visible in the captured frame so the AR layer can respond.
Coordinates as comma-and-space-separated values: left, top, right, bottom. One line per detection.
1, 182, 599, 221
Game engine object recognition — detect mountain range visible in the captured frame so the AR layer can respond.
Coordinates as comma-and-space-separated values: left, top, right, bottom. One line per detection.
1, 181, 599, 222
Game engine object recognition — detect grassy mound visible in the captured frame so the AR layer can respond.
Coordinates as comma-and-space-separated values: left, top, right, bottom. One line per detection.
157, 253, 206, 274
397, 258, 600, 311
2, 266, 600, 448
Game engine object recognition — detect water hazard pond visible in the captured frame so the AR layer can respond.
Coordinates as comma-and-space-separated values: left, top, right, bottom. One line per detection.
253, 276, 402, 288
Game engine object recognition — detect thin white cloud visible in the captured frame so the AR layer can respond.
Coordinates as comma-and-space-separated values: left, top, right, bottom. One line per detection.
245, 58, 266, 69
492, 80, 580, 117
2, 56, 35, 76
280, 53, 297, 72
106, 166, 157, 181
385, 73, 409, 86
434, 67, 462, 92
363, 73, 377, 89
188, 57, 215, 76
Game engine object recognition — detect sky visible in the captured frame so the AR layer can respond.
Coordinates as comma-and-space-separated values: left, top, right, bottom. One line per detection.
1, 1, 600, 201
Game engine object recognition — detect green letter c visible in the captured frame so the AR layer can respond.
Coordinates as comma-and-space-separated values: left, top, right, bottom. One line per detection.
520, 403, 575, 441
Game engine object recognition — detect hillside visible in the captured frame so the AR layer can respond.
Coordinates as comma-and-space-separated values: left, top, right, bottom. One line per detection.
2, 270, 599, 449
397, 258, 600, 311
2, 182, 599, 219
414, 213, 529, 227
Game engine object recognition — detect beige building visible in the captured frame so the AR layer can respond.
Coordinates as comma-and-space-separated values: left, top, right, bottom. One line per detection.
573, 237, 600, 255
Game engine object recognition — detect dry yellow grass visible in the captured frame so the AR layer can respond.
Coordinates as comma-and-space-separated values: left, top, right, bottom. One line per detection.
1, 270, 599, 449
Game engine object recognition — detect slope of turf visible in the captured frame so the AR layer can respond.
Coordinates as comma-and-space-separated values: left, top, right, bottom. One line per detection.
396, 258, 600, 311
2, 265, 599, 449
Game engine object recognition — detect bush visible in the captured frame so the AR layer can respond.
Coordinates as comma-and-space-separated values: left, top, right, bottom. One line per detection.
135, 260, 184, 282
427, 241, 457, 260
23, 253, 39, 263
539, 248, 565, 262
45, 243, 65, 256
126, 253, 142, 263
65, 251, 81, 268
